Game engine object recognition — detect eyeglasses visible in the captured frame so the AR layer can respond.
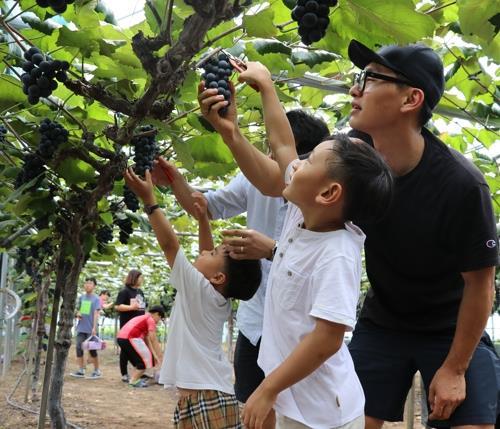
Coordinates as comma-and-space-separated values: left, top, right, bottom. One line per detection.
353, 70, 412, 92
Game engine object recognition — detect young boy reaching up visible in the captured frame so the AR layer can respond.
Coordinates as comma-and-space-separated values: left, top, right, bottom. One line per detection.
124, 169, 262, 429
197, 63, 394, 429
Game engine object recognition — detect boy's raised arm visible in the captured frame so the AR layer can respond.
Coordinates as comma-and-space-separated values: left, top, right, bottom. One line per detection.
198, 82, 284, 197
192, 191, 214, 253
238, 62, 298, 176
124, 168, 180, 268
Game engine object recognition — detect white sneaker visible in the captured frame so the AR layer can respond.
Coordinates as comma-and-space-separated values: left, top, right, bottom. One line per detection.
70, 369, 85, 378
86, 370, 102, 379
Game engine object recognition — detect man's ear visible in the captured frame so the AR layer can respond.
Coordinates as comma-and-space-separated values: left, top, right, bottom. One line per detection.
316, 182, 343, 207
210, 271, 227, 286
401, 88, 425, 114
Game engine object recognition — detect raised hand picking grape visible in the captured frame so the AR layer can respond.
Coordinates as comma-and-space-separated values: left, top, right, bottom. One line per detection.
201, 52, 233, 116
291, 0, 337, 45
21, 47, 69, 105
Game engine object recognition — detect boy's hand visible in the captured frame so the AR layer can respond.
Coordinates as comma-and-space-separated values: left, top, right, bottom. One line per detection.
151, 157, 178, 187
192, 191, 209, 221
242, 384, 277, 429
124, 167, 156, 206
198, 81, 237, 139
238, 61, 272, 91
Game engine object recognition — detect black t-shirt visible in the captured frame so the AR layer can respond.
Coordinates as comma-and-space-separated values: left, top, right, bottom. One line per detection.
359, 128, 499, 333
114, 286, 146, 328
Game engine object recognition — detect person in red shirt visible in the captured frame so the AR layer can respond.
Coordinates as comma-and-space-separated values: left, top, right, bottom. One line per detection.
117, 305, 165, 388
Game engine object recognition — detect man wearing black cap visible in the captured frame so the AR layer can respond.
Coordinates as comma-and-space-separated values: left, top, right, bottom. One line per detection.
346, 39, 499, 429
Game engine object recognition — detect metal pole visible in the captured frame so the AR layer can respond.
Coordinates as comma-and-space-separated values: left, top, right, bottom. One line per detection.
1, 253, 10, 378
37, 283, 61, 429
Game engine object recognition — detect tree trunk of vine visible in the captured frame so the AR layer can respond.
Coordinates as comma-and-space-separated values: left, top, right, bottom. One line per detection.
47, 239, 85, 429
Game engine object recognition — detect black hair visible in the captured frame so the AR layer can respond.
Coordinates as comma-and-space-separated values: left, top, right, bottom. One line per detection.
99, 290, 110, 296
85, 277, 97, 286
325, 133, 393, 224
347, 128, 373, 146
223, 257, 262, 301
149, 304, 166, 319
286, 110, 329, 155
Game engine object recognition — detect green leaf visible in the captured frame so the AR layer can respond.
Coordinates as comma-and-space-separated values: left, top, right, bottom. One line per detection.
57, 27, 100, 57
100, 212, 113, 225
291, 50, 339, 68
243, 7, 277, 38
457, 0, 497, 42
186, 134, 233, 164
254, 39, 292, 56
55, 158, 96, 184
0, 76, 25, 112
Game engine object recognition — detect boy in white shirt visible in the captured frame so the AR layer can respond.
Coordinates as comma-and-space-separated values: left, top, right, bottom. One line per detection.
124, 168, 262, 429
197, 63, 394, 429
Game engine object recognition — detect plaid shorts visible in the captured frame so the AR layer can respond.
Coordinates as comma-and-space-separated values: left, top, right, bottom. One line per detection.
173, 389, 241, 429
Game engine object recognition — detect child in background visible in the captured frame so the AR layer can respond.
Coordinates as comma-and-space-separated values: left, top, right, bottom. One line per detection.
71, 277, 102, 379
116, 305, 165, 388
197, 62, 394, 429
124, 168, 262, 428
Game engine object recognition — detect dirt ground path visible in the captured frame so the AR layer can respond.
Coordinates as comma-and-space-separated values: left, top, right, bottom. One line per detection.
0, 344, 426, 429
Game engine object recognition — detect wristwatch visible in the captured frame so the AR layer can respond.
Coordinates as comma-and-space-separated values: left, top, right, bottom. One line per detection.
144, 204, 160, 215
266, 241, 278, 261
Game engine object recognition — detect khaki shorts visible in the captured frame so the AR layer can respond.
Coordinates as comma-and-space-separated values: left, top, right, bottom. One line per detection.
173, 389, 241, 429
277, 413, 364, 429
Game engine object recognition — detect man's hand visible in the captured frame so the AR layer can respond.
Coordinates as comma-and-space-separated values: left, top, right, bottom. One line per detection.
198, 81, 237, 139
222, 229, 275, 260
151, 157, 178, 187
192, 192, 209, 221
428, 365, 466, 420
238, 62, 272, 91
242, 383, 277, 429
124, 167, 156, 206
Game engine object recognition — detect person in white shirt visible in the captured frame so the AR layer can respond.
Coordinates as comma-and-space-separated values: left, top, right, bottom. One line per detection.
197, 64, 393, 429
151, 110, 329, 423
123, 168, 262, 429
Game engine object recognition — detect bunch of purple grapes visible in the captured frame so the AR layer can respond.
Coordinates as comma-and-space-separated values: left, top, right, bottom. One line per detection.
201, 52, 233, 116
36, 0, 75, 14
21, 47, 69, 105
291, 0, 338, 45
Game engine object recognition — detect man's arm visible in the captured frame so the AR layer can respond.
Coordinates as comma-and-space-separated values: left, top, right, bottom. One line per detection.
428, 266, 495, 420
198, 82, 284, 196
124, 168, 180, 267
146, 330, 163, 364
238, 62, 298, 176
242, 318, 346, 429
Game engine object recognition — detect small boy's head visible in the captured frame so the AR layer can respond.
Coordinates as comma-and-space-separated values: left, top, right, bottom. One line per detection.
149, 305, 166, 323
193, 245, 262, 301
99, 290, 110, 297
283, 133, 393, 224
84, 277, 97, 294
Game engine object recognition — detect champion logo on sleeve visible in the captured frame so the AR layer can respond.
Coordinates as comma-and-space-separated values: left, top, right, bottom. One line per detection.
486, 239, 497, 249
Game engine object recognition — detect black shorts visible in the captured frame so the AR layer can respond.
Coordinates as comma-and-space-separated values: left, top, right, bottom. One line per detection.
117, 338, 146, 370
233, 332, 265, 403
349, 319, 500, 427
75, 332, 97, 358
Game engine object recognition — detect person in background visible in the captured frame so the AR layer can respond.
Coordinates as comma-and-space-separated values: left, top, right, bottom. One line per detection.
114, 269, 146, 383
70, 277, 102, 379
116, 305, 165, 388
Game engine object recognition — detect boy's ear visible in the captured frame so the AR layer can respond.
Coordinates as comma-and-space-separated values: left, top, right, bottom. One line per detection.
210, 271, 227, 286
315, 182, 343, 206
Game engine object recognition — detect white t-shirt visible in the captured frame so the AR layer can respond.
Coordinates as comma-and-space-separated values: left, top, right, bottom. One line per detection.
258, 201, 366, 428
158, 249, 233, 394
205, 172, 287, 345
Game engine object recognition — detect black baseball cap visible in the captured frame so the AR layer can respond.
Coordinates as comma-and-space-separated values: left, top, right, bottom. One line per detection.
348, 40, 445, 116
